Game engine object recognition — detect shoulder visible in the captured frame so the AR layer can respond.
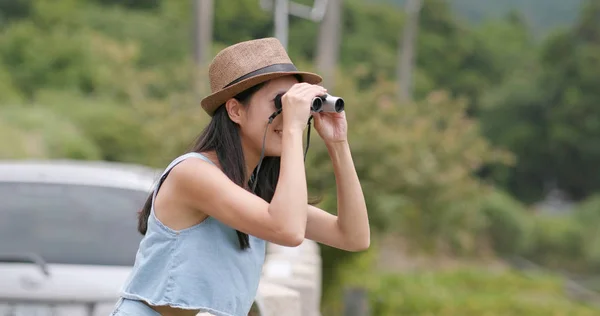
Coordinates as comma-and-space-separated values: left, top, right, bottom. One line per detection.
167, 153, 243, 205
169, 154, 223, 187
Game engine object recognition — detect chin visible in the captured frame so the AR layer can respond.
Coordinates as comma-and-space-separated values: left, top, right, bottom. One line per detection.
263, 136, 282, 157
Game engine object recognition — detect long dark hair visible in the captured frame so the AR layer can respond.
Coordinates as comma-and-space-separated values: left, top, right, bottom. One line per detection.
138, 77, 316, 250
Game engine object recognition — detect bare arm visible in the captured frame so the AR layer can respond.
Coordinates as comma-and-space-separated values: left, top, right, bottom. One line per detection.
170, 127, 307, 247
305, 141, 370, 251
168, 83, 325, 247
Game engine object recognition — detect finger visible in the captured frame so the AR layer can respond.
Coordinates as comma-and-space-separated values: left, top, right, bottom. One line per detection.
283, 84, 326, 109
306, 86, 328, 99
282, 84, 313, 104
311, 112, 322, 122
295, 83, 325, 94
288, 82, 312, 95
310, 84, 327, 94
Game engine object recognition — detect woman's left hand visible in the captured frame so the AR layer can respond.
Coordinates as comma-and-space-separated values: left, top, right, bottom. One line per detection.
312, 110, 348, 144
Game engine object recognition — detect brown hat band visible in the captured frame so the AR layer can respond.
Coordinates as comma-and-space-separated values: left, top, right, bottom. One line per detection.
223, 63, 298, 88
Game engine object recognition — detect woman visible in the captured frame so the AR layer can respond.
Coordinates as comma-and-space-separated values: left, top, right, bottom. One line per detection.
111, 38, 370, 316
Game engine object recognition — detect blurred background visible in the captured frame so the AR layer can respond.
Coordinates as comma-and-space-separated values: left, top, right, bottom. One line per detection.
1, 0, 600, 315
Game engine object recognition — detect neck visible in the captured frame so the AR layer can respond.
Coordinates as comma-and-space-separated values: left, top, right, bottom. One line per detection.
200, 147, 259, 187
241, 141, 261, 184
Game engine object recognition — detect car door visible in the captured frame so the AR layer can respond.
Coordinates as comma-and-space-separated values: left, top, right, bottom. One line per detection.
0, 182, 148, 316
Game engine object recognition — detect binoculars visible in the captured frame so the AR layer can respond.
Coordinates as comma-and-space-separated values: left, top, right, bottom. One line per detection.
275, 93, 345, 113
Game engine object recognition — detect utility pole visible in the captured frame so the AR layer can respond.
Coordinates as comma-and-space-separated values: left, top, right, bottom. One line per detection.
316, 0, 342, 88
274, 0, 290, 49
193, 0, 214, 98
397, 0, 423, 103
261, 0, 328, 50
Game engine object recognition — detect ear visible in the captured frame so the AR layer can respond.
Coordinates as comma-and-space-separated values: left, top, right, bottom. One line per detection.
225, 98, 245, 124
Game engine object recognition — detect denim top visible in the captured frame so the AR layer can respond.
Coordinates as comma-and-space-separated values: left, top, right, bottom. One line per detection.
120, 152, 266, 316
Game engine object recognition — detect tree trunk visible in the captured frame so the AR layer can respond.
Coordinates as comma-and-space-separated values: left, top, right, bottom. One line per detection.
193, 0, 214, 98
397, 0, 423, 102
316, 0, 343, 89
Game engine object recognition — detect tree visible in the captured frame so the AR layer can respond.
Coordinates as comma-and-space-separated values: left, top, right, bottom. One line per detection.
479, 0, 600, 202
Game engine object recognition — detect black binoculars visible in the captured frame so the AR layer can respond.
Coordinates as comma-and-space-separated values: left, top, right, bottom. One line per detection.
274, 93, 345, 113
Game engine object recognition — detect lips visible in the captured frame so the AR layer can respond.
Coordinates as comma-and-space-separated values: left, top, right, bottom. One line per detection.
274, 129, 282, 135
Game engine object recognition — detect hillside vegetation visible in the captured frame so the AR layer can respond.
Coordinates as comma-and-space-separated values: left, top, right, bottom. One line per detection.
383, 0, 584, 36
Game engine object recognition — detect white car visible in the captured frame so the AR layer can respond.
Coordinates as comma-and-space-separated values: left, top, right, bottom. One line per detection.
0, 159, 160, 316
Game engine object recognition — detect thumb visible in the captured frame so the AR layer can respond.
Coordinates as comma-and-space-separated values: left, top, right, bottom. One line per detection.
312, 112, 323, 125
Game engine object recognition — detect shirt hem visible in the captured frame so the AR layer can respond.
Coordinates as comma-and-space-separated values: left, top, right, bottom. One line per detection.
119, 292, 236, 316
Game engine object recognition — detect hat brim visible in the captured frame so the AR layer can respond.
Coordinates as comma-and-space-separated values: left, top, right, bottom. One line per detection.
201, 71, 323, 116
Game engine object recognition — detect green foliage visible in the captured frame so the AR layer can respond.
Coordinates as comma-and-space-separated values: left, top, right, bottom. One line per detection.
325, 247, 598, 316
309, 73, 514, 306
524, 215, 586, 271
480, 190, 534, 255
91, 0, 160, 10
0, 21, 93, 97
478, 70, 549, 203
539, 2, 600, 200
307, 73, 513, 255
365, 269, 598, 315
0, 0, 205, 166
32, 91, 160, 164
213, 0, 272, 46
479, 0, 600, 202
477, 190, 600, 273
80, 4, 190, 68
337, 0, 404, 85
472, 13, 537, 78
0, 63, 23, 103
381, 0, 583, 37
475, 192, 600, 274
573, 195, 600, 267
0, 105, 101, 160
0, 1, 28, 27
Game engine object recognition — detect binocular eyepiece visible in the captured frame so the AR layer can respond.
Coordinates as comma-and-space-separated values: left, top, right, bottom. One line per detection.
275, 93, 344, 113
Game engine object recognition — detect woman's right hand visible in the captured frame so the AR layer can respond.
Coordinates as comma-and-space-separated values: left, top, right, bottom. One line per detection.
281, 83, 327, 132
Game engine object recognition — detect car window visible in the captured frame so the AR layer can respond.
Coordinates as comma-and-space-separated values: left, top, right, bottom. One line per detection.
0, 182, 149, 266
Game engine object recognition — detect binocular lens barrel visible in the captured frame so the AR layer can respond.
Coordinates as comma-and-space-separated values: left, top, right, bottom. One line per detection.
311, 97, 323, 112
275, 93, 344, 113
312, 95, 344, 113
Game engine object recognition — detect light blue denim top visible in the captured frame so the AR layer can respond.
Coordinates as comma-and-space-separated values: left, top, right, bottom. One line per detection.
120, 152, 266, 316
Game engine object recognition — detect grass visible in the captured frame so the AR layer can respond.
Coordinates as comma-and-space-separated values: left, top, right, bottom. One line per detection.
364, 268, 600, 315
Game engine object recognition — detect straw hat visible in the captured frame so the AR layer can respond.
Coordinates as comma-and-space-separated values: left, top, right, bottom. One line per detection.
200, 37, 323, 116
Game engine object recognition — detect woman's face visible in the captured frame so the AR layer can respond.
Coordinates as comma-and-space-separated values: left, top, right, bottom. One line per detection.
229, 75, 300, 158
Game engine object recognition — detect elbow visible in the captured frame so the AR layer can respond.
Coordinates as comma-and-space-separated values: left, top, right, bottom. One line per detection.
345, 233, 370, 252
280, 231, 305, 247
273, 225, 306, 247
285, 237, 305, 248
348, 239, 370, 252
359, 239, 371, 251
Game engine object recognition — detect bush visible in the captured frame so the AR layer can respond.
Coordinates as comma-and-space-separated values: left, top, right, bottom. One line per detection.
32, 90, 181, 166
307, 73, 514, 255
0, 105, 101, 160
481, 189, 534, 255
0, 64, 23, 103
325, 247, 600, 316
574, 195, 600, 269
524, 215, 586, 271
365, 269, 599, 316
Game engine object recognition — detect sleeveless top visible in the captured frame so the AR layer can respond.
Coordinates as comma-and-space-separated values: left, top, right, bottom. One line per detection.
119, 152, 267, 316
